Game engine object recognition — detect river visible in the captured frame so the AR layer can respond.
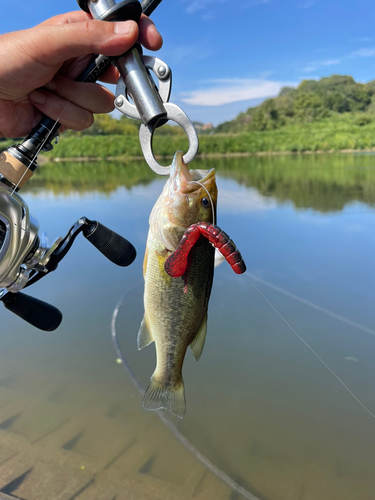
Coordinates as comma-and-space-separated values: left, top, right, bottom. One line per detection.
0, 153, 375, 499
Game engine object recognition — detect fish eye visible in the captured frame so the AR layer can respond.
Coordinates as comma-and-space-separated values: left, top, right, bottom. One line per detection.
201, 197, 210, 208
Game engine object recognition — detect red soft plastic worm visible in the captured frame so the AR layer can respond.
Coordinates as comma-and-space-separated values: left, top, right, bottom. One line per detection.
164, 222, 246, 278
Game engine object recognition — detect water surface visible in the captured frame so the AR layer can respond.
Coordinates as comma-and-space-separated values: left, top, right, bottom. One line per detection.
1, 154, 375, 499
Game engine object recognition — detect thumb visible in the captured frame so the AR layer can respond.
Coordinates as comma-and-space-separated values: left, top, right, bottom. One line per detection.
8, 19, 139, 69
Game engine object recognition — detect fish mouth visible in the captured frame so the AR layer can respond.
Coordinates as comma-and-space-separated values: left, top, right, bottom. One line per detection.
171, 151, 215, 194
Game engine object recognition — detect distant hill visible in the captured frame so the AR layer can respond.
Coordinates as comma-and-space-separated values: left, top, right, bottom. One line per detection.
215, 75, 375, 133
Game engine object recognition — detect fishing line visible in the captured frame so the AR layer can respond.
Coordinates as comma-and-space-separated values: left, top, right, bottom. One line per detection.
190, 180, 216, 225
111, 285, 261, 500
245, 273, 375, 421
245, 272, 375, 337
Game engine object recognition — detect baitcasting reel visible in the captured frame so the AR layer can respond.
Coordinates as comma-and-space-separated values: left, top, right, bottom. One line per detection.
0, 181, 136, 331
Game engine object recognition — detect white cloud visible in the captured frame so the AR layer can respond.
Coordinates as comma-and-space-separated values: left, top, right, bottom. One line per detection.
299, 45, 375, 74
350, 48, 375, 58
160, 45, 215, 65
350, 37, 372, 43
184, 0, 230, 14
298, 0, 318, 8
320, 59, 341, 66
246, 0, 271, 5
303, 66, 318, 73
180, 78, 297, 106
183, 0, 269, 15
302, 59, 341, 72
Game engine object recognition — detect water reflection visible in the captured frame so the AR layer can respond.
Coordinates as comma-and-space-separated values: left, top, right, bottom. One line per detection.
213, 153, 375, 212
25, 153, 375, 212
25, 159, 156, 195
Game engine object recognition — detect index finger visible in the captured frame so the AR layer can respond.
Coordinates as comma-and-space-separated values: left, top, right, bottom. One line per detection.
138, 14, 163, 51
40, 11, 162, 51
39, 11, 92, 27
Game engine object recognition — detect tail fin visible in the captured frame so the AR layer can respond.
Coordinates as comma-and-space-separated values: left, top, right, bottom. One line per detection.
142, 376, 186, 418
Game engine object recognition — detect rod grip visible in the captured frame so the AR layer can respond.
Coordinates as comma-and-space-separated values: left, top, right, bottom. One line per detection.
83, 221, 136, 267
2, 292, 63, 332
0, 151, 34, 188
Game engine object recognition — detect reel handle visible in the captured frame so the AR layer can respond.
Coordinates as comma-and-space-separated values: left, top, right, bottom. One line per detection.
2, 292, 63, 332
83, 220, 137, 267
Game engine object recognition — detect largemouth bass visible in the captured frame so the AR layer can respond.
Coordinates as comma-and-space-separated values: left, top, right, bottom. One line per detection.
139, 151, 217, 418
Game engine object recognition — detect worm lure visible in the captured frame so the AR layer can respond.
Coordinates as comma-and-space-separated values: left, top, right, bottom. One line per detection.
165, 222, 246, 278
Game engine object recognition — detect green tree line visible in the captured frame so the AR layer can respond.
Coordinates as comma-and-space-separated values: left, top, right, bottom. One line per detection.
3, 75, 375, 157
216, 75, 375, 133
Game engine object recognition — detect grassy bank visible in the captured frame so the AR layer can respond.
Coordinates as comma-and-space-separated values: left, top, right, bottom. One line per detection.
45, 115, 375, 158
3, 114, 375, 158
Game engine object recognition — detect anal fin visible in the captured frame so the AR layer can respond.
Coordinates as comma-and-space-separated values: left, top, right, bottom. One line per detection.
190, 314, 207, 361
137, 316, 154, 350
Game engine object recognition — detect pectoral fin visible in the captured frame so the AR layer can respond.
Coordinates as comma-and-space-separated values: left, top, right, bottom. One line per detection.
137, 316, 154, 350
190, 314, 207, 361
143, 248, 148, 278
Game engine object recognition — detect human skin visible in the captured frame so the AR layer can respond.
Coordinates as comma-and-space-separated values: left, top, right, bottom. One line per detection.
0, 11, 163, 138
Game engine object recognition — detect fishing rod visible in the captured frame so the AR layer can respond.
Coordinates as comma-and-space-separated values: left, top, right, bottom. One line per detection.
0, 0, 199, 331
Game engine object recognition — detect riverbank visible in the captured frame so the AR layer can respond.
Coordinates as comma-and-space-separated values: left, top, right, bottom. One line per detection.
3, 114, 375, 159
47, 148, 375, 162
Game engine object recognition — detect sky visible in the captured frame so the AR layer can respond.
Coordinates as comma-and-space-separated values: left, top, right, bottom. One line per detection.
3, 0, 375, 125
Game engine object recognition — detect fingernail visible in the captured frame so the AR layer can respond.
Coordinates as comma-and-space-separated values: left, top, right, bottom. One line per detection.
29, 90, 45, 105
114, 20, 136, 35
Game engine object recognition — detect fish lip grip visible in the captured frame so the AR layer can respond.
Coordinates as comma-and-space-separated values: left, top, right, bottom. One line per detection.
113, 48, 199, 175
79, 0, 199, 175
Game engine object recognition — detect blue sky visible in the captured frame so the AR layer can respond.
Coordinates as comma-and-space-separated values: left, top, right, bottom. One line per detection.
3, 0, 375, 125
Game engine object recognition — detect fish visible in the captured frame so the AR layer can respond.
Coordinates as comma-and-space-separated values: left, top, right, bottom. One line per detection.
138, 151, 217, 418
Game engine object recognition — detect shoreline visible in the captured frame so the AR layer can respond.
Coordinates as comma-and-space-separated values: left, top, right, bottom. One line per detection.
45, 148, 375, 163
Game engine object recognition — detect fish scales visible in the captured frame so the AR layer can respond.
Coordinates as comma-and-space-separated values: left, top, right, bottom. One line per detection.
139, 151, 217, 418
144, 237, 214, 378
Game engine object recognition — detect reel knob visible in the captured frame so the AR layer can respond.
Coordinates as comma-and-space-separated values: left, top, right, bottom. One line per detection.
2, 292, 63, 332
83, 220, 136, 267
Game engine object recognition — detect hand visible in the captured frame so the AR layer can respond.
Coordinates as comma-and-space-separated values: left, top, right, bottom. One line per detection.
0, 11, 162, 138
